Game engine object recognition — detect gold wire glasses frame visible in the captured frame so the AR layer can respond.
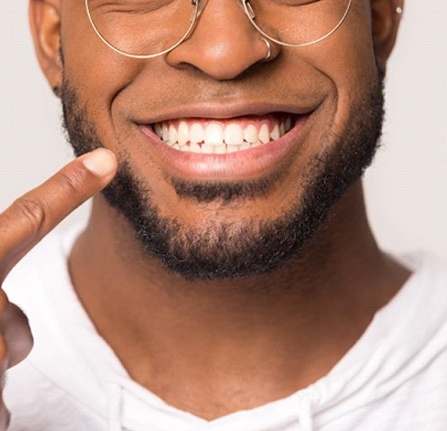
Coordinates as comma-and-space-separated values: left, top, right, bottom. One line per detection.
85, 0, 353, 59
84, 0, 204, 59
242, 0, 353, 48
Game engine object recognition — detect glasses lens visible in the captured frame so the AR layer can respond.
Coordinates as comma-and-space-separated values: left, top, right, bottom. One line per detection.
246, 0, 351, 46
86, 0, 198, 57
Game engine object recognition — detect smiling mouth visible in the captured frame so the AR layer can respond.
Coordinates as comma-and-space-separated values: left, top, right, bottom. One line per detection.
151, 113, 296, 154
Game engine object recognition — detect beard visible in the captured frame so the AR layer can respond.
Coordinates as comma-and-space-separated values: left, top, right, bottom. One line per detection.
61, 76, 384, 281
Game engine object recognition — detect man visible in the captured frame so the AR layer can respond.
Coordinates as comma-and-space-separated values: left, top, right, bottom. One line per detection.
1, 0, 446, 429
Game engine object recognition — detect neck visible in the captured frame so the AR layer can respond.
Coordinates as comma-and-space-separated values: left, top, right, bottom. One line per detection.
69, 180, 409, 419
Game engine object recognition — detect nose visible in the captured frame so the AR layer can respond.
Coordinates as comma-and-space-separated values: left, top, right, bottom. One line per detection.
165, 0, 279, 80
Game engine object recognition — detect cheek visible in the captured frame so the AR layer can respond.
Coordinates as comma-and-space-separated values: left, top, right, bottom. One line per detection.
60, 1, 140, 110
59, 2, 148, 154
325, 5, 378, 95
299, 5, 378, 132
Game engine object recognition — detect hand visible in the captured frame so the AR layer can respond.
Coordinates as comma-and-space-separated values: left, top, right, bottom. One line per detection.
0, 148, 117, 429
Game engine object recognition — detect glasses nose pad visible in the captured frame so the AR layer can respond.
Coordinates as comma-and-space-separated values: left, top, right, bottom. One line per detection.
186, 0, 209, 41
243, 0, 256, 20
190, 0, 208, 21
184, 0, 206, 43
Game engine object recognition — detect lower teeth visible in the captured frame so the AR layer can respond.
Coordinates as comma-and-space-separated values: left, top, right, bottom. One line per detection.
170, 141, 263, 154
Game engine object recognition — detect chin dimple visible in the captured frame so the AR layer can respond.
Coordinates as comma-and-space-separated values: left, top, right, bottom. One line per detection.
152, 115, 294, 154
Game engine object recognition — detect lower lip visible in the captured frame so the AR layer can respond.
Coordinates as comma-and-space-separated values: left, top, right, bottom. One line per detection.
138, 116, 310, 181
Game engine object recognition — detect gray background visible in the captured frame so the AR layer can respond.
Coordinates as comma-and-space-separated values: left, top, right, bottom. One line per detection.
1, 0, 446, 258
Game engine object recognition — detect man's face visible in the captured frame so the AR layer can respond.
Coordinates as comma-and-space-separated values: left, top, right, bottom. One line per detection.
57, 0, 387, 279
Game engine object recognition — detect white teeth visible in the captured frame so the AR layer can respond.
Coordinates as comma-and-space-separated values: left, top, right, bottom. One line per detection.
226, 144, 241, 152
201, 143, 216, 154
168, 124, 178, 145
259, 124, 270, 144
178, 120, 189, 146
205, 123, 224, 146
190, 123, 204, 144
162, 123, 169, 141
190, 142, 202, 152
244, 124, 258, 143
214, 145, 226, 154
224, 123, 244, 145
271, 124, 280, 141
152, 116, 294, 154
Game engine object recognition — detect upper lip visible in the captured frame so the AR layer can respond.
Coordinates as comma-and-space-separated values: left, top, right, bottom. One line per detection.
133, 100, 321, 125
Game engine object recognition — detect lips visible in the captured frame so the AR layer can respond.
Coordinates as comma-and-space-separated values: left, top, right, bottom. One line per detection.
138, 111, 311, 180
152, 114, 294, 154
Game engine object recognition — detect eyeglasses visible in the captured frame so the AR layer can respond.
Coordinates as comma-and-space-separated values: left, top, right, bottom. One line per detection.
85, 0, 353, 59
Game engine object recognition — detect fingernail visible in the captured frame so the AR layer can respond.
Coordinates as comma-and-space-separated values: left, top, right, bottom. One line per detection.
82, 148, 117, 177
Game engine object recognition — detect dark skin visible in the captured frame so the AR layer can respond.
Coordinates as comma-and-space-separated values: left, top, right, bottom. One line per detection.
0, 0, 408, 425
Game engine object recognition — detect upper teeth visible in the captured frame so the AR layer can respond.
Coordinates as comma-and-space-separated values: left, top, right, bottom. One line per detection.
153, 117, 293, 154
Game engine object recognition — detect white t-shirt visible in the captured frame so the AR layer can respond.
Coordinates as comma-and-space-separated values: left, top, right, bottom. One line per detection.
3, 228, 447, 431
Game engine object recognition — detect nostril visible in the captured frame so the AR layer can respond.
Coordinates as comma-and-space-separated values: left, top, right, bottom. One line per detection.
166, 35, 278, 80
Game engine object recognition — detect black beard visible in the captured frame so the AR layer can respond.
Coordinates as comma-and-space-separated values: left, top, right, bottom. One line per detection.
61, 77, 384, 281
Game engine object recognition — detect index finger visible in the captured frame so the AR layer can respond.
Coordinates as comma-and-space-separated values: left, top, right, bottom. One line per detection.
0, 148, 117, 280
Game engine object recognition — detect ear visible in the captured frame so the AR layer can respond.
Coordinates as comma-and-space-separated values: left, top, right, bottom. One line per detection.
29, 0, 63, 97
370, 0, 404, 72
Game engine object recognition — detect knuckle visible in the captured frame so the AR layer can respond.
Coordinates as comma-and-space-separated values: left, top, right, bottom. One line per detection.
59, 169, 89, 198
12, 197, 46, 236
